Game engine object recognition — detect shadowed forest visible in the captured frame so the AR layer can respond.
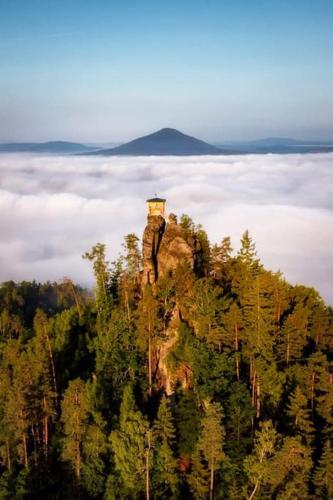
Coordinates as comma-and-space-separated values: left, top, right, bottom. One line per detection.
0, 215, 332, 499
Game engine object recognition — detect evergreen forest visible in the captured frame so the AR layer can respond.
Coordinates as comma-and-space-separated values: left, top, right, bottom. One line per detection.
0, 215, 332, 499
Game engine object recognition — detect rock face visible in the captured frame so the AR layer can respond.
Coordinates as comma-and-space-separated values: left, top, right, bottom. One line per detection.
142, 213, 194, 285
142, 212, 197, 394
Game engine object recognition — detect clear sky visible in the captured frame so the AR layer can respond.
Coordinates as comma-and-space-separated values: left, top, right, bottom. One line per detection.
1, 0, 333, 142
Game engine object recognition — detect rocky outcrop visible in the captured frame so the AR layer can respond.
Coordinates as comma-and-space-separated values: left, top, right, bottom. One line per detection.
155, 305, 192, 395
141, 211, 198, 395
142, 215, 165, 285
142, 213, 194, 285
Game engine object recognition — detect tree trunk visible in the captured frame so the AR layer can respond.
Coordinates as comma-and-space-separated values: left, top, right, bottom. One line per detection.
210, 460, 215, 500
311, 372, 315, 410
23, 435, 28, 468
286, 331, 290, 367
76, 440, 81, 480
256, 379, 261, 418
64, 278, 82, 318
124, 288, 131, 321
146, 431, 151, 500
6, 438, 11, 471
148, 321, 152, 397
252, 370, 256, 408
31, 425, 38, 467
75, 390, 81, 480
43, 395, 49, 457
234, 323, 240, 381
44, 325, 58, 400
249, 479, 260, 500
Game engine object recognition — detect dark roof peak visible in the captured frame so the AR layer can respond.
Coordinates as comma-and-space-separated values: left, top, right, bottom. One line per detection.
146, 197, 166, 202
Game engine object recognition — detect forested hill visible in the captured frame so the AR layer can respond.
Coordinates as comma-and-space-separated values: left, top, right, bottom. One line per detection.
0, 215, 332, 499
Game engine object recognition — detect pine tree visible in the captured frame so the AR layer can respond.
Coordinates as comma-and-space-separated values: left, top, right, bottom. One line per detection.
0, 341, 31, 469
192, 278, 223, 345
269, 436, 312, 499
240, 271, 282, 418
244, 420, 278, 500
277, 304, 309, 366
61, 378, 107, 495
152, 396, 178, 497
83, 243, 113, 330
136, 285, 163, 396
305, 351, 329, 411
225, 382, 254, 462
314, 439, 333, 498
222, 303, 243, 380
120, 233, 142, 320
187, 447, 210, 499
237, 230, 261, 277
317, 379, 333, 435
287, 386, 314, 444
198, 401, 225, 500
210, 236, 233, 283
310, 302, 330, 349
110, 385, 150, 496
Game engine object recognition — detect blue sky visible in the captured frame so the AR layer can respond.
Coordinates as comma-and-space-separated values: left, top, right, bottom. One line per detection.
1, 0, 333, 142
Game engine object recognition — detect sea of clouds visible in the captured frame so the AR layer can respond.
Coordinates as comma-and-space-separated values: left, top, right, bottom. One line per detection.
0, 153, 332, 304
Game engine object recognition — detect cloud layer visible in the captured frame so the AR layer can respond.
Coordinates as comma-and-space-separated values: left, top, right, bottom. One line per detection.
0, 152, 332, 304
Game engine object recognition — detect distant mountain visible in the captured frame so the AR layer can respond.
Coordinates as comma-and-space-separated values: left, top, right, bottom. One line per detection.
0, 141, 98, 154
217, 137, 333, 154
87, 128, 235, 156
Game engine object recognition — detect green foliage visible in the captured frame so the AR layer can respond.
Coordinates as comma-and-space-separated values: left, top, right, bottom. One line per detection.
287, 386, 314, 443
110, 385, 150, 495
152, 396, 179, 496
83, 243, 113, 329
244, 420, 279, 498
61, 378, 107, 496
197, 401, 225, 498
0, 226, 332, 498
314, 439, 333, 498
175, 391, 201, 457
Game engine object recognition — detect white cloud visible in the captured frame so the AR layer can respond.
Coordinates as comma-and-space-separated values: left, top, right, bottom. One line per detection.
0, 152, 332, 304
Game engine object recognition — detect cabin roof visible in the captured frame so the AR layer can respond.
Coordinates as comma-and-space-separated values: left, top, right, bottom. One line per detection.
146, 197, 166, 203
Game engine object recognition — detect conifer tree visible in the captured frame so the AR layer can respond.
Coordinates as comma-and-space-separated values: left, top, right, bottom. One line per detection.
152, 396, 178, 497
137, 285, 163, 396
317, 379, 333, 434
222, 303, 243, 379
238, 230, 258, 266
314, 439, 333, 498
192, 278, 223, 345
225, 382, 254, 462
310, 302, 330, 349
278, 304, 309, 366
0, 341, 31, 469
61, 378, 107, 495
305, 351, 329, 410
187, 447, 210, 499
83, 243, 113, 329
244, 420, 278, 500
240, 271, 282, 417
120, 233, 142, 319
197, 401, 225, 500
110, 385, 150, 497
269, 436, 312, 499
287, 386, 314, 443
210, 236, 233, 283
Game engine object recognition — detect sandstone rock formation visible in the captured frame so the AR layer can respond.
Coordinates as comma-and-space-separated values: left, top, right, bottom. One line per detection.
142, 213, 194, 286
141, 210, 199, 394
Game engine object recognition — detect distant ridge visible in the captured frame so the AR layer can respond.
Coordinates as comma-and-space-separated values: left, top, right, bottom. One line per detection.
0, 141, 98, 154
86, 128, 235, 156
2, 135, 332, 156
217, 137, 333, 154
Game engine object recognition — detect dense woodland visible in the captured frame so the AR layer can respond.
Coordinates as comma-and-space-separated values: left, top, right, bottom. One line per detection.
0, 215, 332, 499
